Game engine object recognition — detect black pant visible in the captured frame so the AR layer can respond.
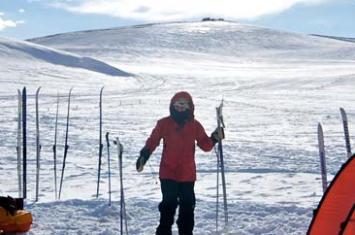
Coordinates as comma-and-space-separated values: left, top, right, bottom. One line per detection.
156, 179, 196, 235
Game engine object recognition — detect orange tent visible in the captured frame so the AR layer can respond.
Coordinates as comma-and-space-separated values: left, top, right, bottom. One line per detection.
308, 154, 355, 235
340, 204, 355, 235
0, 208, 32, 233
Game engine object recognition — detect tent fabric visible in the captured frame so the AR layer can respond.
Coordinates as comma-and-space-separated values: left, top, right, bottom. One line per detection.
0, 208, 32, 232
307, 154, 355, 235
340, 204, 355, 235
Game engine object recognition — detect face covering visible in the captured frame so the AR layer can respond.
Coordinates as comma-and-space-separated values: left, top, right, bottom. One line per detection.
173, 98, 190, 112
170, 107, 190, 126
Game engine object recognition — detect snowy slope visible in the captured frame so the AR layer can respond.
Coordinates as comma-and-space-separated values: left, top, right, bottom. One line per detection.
0, 36, 131, 77
30, 21, 355, 62
1, 21, 355, 234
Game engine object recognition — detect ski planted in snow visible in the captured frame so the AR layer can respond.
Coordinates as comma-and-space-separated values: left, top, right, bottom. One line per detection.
53, 93, 60, 200
59, 88, 73, 199
22, 87, 27, 199
17, 89, 22, 198
114, 137, 129, 235
35, 87, 41, 202
215, 100, 228, 229
340, 108, 352, 158
106, 132, 112, 206
96, 86, 104, 198
317, 123, 327, 193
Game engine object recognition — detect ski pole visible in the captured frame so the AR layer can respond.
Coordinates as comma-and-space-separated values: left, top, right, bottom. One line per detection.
114, 138, 129, 235
97, 86, 104, 198
35, 87, 41, 202
216, 100, 228, 225
53, 93, 59, 200
214, 146, 220, 232
22, 87, 27, 199
17, 89, 22, 198
59, 87, 73, 199
106, 132, 112, 206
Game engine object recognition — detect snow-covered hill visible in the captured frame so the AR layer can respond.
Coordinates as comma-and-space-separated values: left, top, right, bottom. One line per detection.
1, 21, 355, 234
30, 21, 355, 62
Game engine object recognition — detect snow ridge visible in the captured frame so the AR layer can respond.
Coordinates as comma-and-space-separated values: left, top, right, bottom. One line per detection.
0, 37, 132, 77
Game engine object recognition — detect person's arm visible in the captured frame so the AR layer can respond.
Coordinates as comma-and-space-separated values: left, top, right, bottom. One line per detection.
136, 120, 163, 172
195, 121, 215, 152
145, 120, 163, 153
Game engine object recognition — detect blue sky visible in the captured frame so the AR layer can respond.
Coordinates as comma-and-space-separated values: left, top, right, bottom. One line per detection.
0, 0, 355, 39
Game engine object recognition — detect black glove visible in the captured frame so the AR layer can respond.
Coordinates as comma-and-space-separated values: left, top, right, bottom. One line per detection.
211, 127, 225, 144
0, 196, 17, 216
136, 147, 151, 172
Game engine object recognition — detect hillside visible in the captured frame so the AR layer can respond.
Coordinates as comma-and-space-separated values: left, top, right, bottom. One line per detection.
30, 21, 355, 62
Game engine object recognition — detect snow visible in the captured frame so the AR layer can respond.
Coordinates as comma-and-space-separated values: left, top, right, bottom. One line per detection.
1, 21, 355, 234
0, 37, 132, 77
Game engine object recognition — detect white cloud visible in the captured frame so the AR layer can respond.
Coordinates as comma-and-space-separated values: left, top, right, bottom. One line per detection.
19, 9, 26, 13
0, 16, 25, 31
52, 0, 333, 21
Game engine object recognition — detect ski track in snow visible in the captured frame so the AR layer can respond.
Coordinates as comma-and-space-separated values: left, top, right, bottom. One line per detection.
1, 21, 355, 234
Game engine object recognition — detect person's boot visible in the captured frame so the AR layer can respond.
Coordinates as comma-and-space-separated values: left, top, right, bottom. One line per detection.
177, 205, 194, 235
156, 226, 172, 235
156, 202, 177, 235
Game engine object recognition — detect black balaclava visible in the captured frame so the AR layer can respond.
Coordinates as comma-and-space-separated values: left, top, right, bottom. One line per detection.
170, 106, 190, 126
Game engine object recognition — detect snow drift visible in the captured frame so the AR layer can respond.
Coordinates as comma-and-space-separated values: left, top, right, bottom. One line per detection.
0, 37, 131, 77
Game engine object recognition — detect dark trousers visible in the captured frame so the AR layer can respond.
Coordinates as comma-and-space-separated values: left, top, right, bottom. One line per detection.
156, 179, 196, 235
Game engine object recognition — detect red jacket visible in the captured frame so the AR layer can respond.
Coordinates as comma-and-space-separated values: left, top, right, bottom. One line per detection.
144, 92, 214, 182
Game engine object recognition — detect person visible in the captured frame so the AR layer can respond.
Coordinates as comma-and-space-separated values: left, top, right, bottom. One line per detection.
136, 91, 224, 235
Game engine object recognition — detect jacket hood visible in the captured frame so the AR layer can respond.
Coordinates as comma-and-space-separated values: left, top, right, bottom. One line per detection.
170, 91, 195, 116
